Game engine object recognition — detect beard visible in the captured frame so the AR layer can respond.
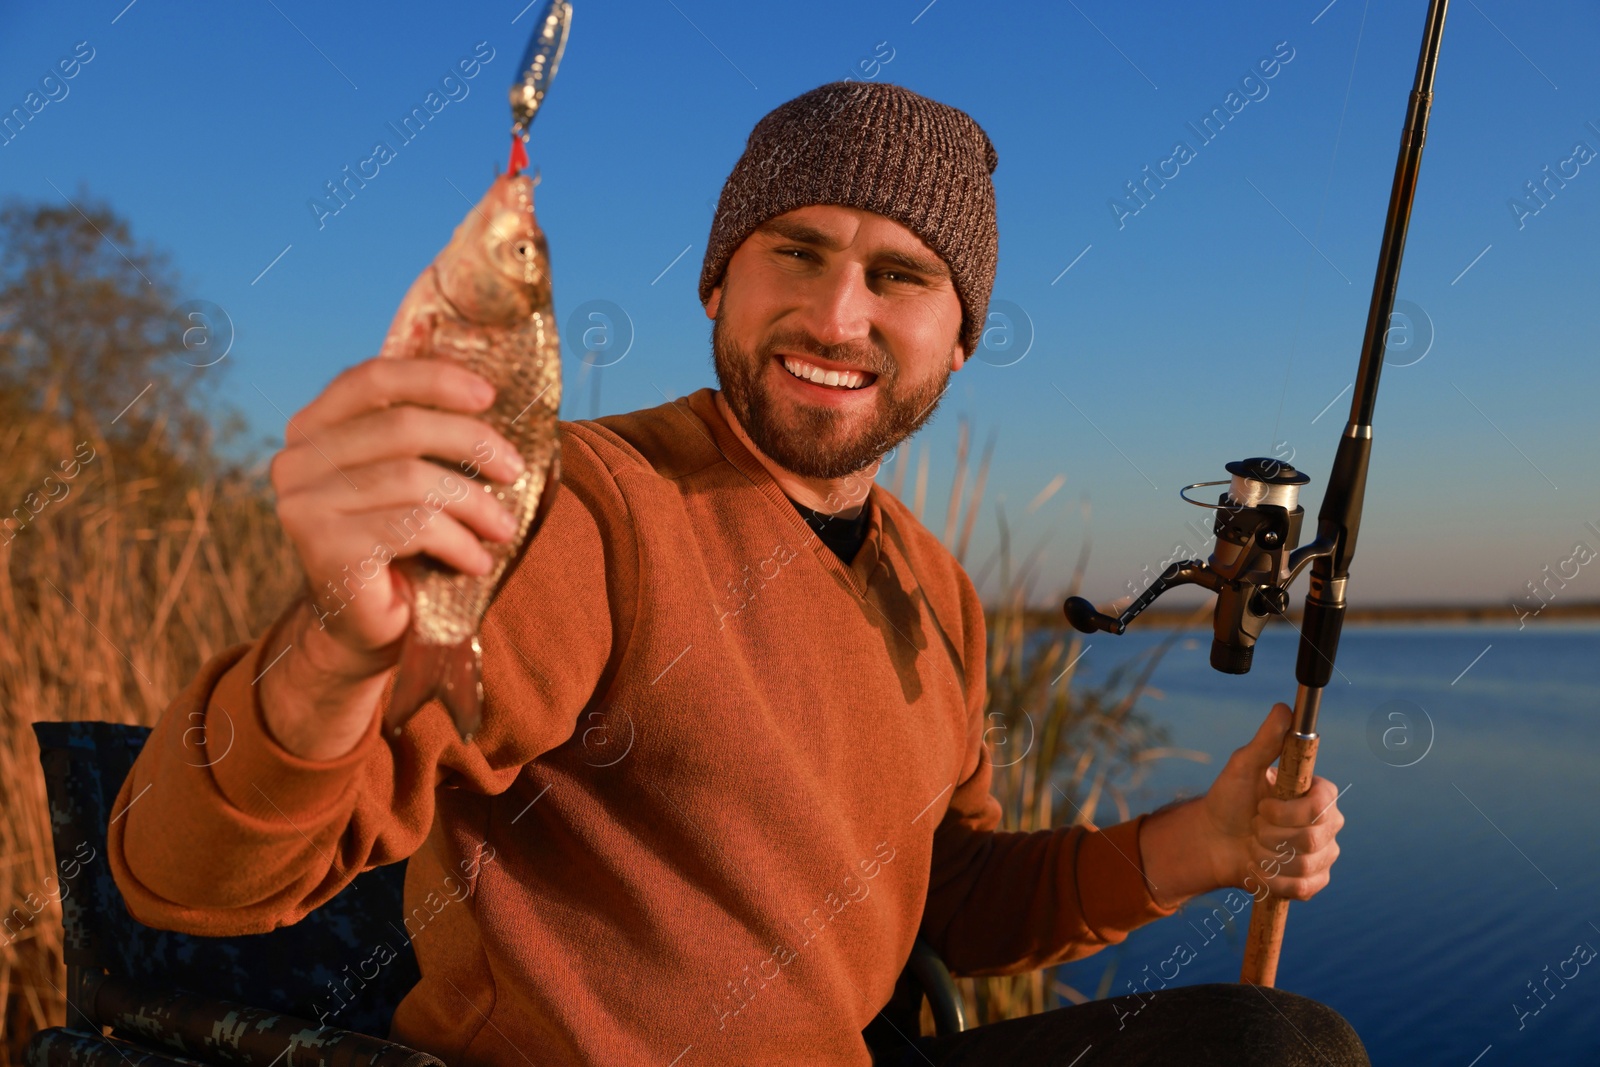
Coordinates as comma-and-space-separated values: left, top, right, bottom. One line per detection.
711, 310, 953, 480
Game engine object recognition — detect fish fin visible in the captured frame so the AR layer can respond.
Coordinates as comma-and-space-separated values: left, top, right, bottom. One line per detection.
384, 444, 559, 743
381, 305, 437, 362
384, 629, 485, 742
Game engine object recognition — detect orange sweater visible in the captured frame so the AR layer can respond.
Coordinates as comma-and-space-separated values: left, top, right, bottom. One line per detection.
109, 387, 1178, 1066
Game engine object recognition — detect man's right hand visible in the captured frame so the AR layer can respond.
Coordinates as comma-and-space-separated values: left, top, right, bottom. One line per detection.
259, 357, 529, 760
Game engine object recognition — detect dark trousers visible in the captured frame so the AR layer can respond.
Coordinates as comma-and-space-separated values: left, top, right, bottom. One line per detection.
868, 983, 1371, 1067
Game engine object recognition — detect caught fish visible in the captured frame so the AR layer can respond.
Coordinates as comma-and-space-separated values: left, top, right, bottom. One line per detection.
378, 0, 573, 742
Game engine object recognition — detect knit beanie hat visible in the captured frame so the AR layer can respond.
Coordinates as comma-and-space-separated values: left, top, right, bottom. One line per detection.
698, 81, 999, 357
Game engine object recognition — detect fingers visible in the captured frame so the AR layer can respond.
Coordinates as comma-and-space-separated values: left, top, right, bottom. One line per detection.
266, 357, 543, 664
362, 505, 503, 577
294, 493, 502, 588
1256, 702, 1292, 741
291, 357, 497, 437
274, 405, 526, 498
1244, 842, 1338, 901
1251, 812, 1342, 857
1243, 773, 1345, 901
340, 460, 521, 547
283, 460, 519, 581
1231, 702, 1290, 756
1245, 832, 1340, 898
1256, 763, 1279, 807
1258, 776, 1343, 827
1230, 703, 1292, 788
331, 407, 523, 483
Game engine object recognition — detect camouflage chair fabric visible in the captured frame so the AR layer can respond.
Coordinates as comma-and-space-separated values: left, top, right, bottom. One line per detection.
26, 721, 431, 1067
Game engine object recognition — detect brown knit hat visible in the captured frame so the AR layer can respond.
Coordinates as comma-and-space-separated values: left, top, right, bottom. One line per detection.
698, 81, 999, 357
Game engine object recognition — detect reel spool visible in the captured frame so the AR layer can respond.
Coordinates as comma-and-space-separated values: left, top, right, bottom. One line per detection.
1064, 456, 1328, 675
1204, 459, 1309, 673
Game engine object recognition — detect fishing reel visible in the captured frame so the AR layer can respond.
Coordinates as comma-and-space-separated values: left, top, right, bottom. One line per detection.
1064, 457, 1335, 674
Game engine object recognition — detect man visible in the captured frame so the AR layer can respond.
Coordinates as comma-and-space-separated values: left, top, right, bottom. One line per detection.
109, 82, 1367, 1066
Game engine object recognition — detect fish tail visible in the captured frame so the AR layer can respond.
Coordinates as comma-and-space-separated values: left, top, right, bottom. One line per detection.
384, 629, 485, 742
383, 445, 560, 743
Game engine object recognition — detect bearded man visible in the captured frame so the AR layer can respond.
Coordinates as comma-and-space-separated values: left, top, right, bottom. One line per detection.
111, 81, 1367, 1067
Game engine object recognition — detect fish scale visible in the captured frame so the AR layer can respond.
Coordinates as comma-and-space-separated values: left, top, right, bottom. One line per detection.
376, 0, 572, 742
406, 307, 561, 647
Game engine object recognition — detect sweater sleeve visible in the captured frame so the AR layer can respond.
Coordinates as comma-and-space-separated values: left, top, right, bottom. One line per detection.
918, 567, 1179, 977
107, 432, 638, 936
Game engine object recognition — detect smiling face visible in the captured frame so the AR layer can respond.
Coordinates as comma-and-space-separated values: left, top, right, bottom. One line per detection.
705, 204, 968, 480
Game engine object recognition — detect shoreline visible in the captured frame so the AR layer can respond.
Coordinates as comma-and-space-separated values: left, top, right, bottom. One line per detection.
1004, 600, 1600, 631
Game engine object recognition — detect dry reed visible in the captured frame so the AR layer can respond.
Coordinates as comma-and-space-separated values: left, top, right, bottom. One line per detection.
921, 415, 1210, 1028
0, 405, 300, 1063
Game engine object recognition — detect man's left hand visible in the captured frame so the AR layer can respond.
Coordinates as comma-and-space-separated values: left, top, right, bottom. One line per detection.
1198, 702, 1346, 902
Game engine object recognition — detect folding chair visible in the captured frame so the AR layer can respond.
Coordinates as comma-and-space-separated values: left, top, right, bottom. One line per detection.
23, 721, 964, 1067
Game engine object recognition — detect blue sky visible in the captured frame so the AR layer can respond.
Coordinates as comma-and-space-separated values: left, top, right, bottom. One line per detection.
2, 0, 1596, 607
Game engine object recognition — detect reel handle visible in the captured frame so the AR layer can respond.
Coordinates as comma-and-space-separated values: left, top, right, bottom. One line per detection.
1063, 596, 1120, 634
1063, 560, 1219, 636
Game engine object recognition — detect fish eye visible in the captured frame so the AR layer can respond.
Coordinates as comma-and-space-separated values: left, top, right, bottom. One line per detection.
513, 240, 533, 258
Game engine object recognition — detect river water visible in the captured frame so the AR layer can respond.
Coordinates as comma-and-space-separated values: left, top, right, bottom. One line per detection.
1048, 623, 1600, 1065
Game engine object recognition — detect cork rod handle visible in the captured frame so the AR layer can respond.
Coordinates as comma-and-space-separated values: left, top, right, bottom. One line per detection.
1239, 730, 1320, 987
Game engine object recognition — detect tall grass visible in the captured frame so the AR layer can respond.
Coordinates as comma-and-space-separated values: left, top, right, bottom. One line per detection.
898, 419, 1210, 1028
0, 404, 300, 1063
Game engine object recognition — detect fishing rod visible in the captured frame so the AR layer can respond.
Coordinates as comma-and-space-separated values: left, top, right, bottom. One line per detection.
1063, 0, 1451, 987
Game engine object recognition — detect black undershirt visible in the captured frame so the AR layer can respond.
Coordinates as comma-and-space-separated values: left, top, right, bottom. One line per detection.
789, 497, 870, 565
